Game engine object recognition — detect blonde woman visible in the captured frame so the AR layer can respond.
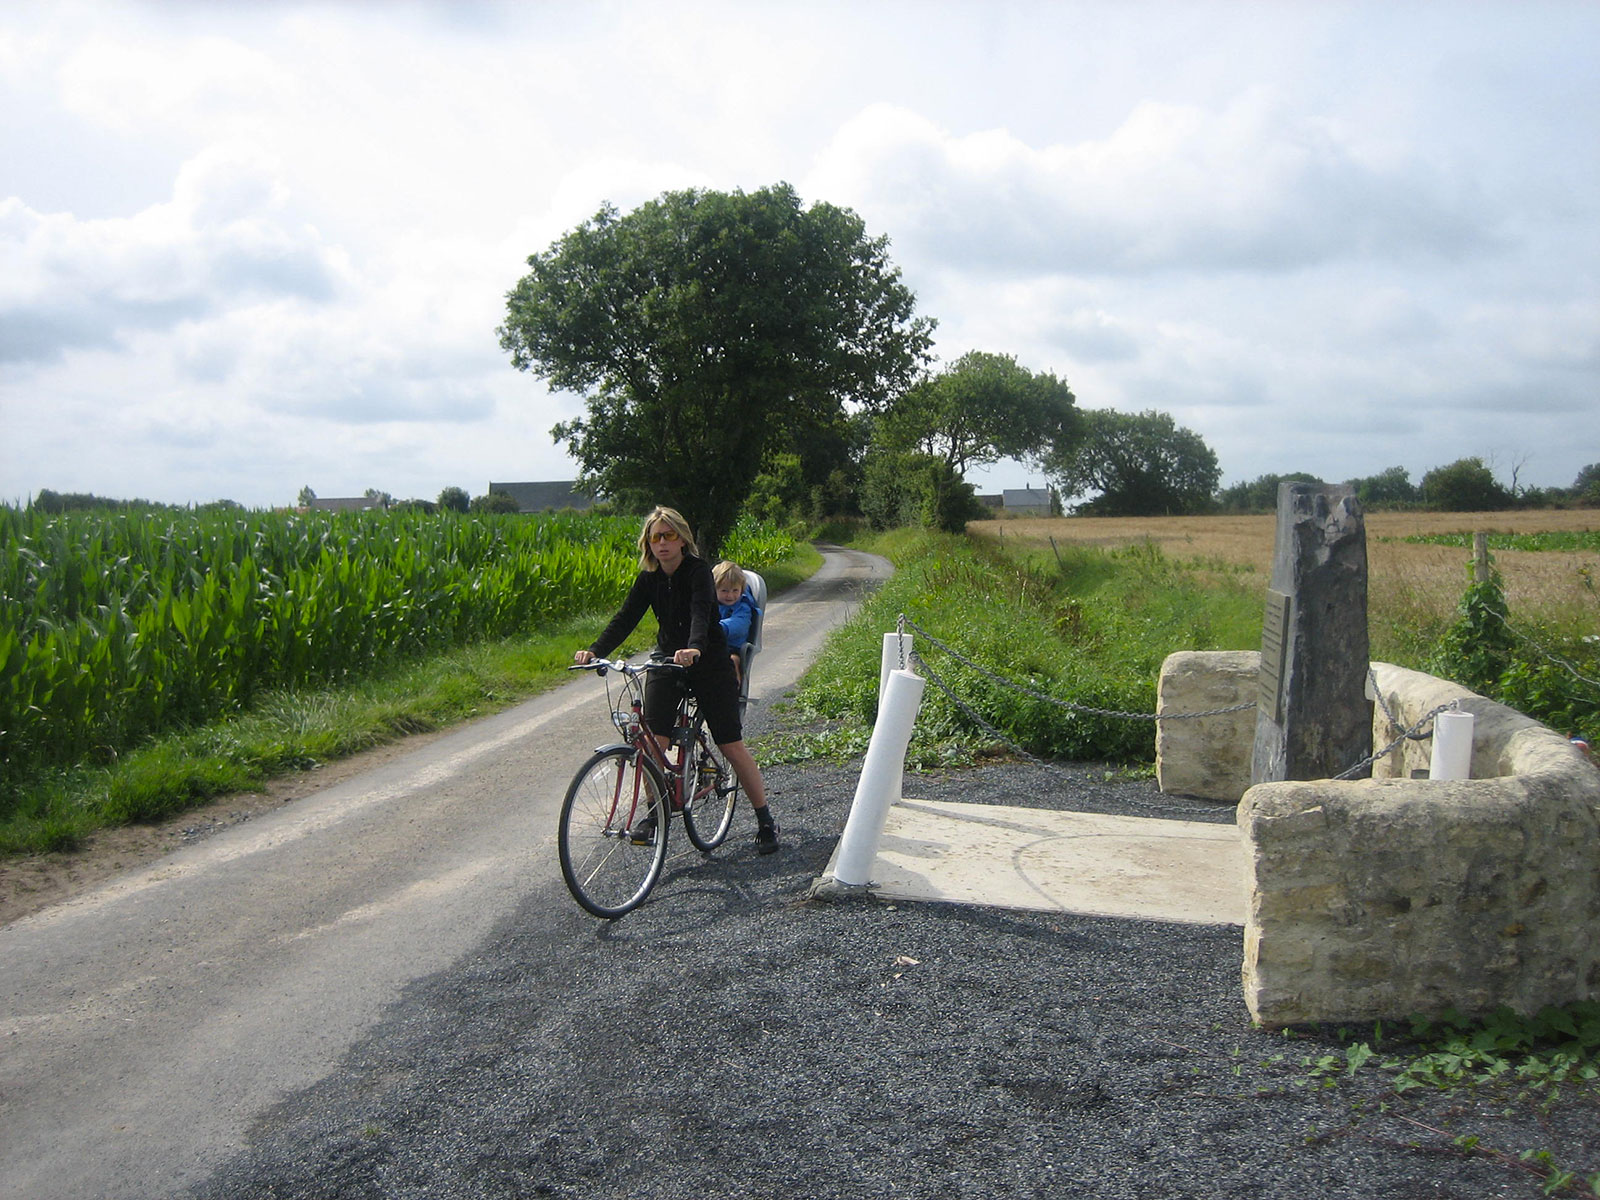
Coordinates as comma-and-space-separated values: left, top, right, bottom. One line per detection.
574, 506, 778, 853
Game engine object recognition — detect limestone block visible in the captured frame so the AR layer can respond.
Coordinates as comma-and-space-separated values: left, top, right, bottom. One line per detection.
1241, 756, 1600, 1027
1156, 651, 1258, 802
1160, 655, 1599, 1026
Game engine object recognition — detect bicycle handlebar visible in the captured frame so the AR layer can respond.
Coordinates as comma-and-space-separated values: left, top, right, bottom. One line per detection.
568, 656, 686, 678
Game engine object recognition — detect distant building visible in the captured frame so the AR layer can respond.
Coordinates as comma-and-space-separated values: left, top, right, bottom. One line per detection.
310, 496, 385, 513
1001, 487, 1055, 517
976, 493, 1005, 511
487, 481, 593, 513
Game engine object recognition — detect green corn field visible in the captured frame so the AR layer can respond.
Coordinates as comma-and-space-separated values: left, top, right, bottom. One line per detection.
0, 507, 670, 783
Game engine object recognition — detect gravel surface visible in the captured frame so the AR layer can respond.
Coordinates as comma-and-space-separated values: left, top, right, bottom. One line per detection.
190, 729, 1596, 1199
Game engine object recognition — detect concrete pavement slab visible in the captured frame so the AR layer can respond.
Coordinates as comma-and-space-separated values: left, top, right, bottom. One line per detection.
821, 797, 1247, 926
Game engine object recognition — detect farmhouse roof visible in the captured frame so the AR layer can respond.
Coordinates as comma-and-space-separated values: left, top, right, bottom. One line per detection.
1002, 487, 1052, 508
310, 496, 385, 512
488, 481, 593, 513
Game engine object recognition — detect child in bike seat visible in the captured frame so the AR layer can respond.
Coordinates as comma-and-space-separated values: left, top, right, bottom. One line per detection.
713, 560, 759, 679
572, 506, 779, 854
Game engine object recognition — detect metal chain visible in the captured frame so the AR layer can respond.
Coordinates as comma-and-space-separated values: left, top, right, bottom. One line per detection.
900, 613, 1255, 722
1368, 666, 1433, 743
1333, 698, 1460, 781
1484, 606, 1600, 691
1368, 666, 1396, 725
900, 614, 1466, 787
910, 650, 1228, 816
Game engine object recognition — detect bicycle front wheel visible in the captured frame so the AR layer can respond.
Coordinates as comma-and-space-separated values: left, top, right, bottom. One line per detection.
558, 746, 669, 918
682, 726, 740, 852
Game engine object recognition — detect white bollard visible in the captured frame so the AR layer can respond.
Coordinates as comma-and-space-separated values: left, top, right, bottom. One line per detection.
833, 668, 926, 886
1429, 710, 1475, 780
879, 631, 911, 709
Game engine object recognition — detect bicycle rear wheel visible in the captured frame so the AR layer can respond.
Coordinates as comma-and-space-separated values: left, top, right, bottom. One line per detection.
558, 746, 669, 918
682, 725, 739, 852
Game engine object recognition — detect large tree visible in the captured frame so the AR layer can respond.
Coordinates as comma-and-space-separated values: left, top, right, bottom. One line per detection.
1216, 472, 1324, 513
498, 183, 934, 553
1420, 457, 1513, 511
1572, 462, 1600, 505
1344, 465, 1418, 509
875, 350, 1079, 478
1046, 408, 1220, 516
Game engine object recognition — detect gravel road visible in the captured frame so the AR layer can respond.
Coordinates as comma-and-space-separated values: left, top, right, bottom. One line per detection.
187, 737, 1595, 1199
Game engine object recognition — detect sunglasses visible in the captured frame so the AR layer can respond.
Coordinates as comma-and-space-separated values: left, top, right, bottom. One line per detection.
649, 528, 681, 544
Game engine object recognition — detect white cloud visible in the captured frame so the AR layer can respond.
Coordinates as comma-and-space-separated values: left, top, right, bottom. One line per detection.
0, 143, 343, 364
57, 29, 293, 132
1, 0, 1597, 506
1042, 309, 1143, 365
812, 91, 1498, 278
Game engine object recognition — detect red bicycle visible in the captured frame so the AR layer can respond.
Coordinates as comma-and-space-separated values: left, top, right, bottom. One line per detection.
558, 658, 741, 918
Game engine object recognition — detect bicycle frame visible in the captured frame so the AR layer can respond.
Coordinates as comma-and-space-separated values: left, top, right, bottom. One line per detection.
574, 656, 735, 826
584, 658, 698, 803
560, 657, 741, 917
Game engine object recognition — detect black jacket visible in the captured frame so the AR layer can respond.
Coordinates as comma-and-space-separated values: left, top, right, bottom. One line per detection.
589, 555, 730, 661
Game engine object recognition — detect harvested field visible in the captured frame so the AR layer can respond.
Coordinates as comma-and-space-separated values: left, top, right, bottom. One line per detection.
972, 508, 1600, 647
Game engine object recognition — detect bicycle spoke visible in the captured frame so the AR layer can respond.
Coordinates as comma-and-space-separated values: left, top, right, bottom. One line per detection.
558, 747, 667, 918
682, 725, 739, 851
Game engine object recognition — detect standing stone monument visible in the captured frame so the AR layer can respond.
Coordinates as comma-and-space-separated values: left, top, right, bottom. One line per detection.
1251, 483, 1372, 783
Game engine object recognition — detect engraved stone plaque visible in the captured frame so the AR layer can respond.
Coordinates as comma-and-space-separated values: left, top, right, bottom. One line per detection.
1259, 588, 1291, 723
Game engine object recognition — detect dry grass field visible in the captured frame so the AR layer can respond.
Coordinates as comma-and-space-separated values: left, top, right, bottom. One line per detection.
972, 508, 1600, 653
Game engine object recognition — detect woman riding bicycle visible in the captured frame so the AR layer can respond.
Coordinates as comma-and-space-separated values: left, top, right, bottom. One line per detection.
573, 505, 779, 854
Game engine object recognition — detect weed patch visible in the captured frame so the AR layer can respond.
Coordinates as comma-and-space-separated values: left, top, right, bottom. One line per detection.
1274, 1004, 1600, 1196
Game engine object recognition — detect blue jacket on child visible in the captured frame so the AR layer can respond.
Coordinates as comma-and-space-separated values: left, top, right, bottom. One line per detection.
718, 586, 758, 651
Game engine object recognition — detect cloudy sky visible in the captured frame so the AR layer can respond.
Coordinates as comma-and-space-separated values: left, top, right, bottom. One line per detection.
2, 0, 1596, 509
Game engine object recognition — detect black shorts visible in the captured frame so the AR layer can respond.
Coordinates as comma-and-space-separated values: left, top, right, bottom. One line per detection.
644, 654, 743, 746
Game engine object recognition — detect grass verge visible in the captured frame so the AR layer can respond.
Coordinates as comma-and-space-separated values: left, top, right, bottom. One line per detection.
778, 527, 1260, 767
0, 617, 614, 855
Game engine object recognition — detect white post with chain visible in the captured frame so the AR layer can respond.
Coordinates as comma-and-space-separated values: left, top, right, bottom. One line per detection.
833, 666, 925, 887
1428, 710, 1475, 780
879, 629, 911, 708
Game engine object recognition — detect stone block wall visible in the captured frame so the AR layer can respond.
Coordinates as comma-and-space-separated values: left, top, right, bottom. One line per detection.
1155, 651, 1258, 802
1243, 663, 1600, 1026
1157, 652, 1600, 1028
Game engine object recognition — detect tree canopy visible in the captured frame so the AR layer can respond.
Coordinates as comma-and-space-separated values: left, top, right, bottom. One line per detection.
1215, 472, 1325, 513
1344, 465, 1417, 508
1045, 408, 1220, 516
498, 182, 934, 553
859, 450, 986, 533
875, 350, 1078, 477
1420, 457, 1513, 511
1573, 463, 1600, 504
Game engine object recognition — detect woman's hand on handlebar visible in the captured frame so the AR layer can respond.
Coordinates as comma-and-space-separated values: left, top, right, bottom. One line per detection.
574, 649, 595, 666
672, 648, 700, 667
